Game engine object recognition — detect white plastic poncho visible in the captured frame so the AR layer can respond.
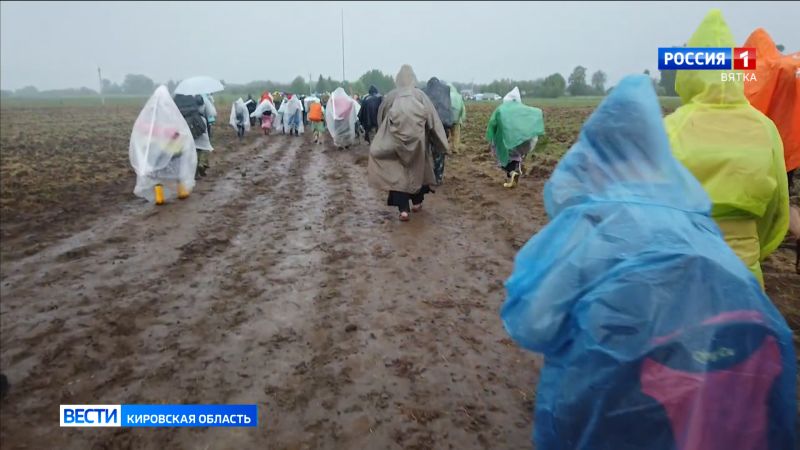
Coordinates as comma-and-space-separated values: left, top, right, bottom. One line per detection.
274, 99, 287, 133
251, 98, 278, 118
503, 86, 522, 103
282, 95, 305, 134
229, 98, 251, 131
202, 94, 217, 123
129, 86, 197, 203
326, 87, 359, 147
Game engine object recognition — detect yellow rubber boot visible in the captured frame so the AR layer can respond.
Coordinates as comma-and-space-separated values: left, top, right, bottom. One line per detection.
154, 184, 165, 205
177, 183, 190, 200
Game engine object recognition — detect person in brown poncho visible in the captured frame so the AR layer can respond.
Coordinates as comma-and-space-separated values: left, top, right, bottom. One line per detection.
367, 65, 449, 222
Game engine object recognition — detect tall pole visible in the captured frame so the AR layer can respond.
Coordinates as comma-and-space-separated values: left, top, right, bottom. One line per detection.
97, 67, 105, 105
341, 9, 345, 82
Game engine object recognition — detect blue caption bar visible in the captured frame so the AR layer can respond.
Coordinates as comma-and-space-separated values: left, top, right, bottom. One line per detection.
658, 47, 732, 70
121, 404, 258, 427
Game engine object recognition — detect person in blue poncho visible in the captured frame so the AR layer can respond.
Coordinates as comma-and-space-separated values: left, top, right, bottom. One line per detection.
501, 74, 796, 450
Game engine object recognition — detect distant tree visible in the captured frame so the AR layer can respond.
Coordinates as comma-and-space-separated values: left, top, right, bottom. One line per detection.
315, 75, 327, 93
15, 86, 39, 97
101, 78, 123, 95
0, 90, 13, 98
532, 73, 566, 98
289, 75, 308, 95
567, 66, 590, 96
776, 44, 785, 52
658, 70, 677, 96
590, 70, 607, 95
357, 69, 394, 94
166, 80, 177, 94
122, 74, 155, 95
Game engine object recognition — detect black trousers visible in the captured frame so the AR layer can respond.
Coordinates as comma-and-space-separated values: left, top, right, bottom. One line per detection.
387, 186, 432, 212
788, 169, 795, 191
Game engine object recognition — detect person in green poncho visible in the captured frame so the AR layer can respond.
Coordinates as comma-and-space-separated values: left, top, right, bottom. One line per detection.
486, 87, 545, 188
664, 9, 789, 288
448, 82, 466, 153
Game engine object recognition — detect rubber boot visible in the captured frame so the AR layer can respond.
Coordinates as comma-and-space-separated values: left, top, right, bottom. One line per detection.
154, 184, 165, 205
177, 183, 190, 200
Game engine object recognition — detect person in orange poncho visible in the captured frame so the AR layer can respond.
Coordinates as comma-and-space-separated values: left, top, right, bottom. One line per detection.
743, 28, 800, 190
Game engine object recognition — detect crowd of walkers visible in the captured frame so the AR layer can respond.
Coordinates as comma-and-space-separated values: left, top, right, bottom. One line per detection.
122, 7, 798, 448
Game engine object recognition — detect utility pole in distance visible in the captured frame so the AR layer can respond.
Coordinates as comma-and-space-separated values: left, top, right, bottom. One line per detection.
98, 67, 105, 105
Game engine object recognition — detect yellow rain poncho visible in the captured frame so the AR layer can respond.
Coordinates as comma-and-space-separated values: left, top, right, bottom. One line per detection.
665, 9, 789, 287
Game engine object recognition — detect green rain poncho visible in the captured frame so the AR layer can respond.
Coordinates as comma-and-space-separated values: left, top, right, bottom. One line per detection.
664, 9, 789, 287
486, 90, 545, 166
448, 82, 466, 125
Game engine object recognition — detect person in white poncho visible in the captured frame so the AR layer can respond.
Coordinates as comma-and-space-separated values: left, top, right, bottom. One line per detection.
283, 94, 304, 137
129, 86, 197, 205
326, 87, 360, 149
229, 98, 251, 139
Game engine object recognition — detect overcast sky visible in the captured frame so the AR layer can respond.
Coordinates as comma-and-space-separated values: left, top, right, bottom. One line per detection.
1, 1, 797, 91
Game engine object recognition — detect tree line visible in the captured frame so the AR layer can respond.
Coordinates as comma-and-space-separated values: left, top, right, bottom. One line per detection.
2, 65, 701, 100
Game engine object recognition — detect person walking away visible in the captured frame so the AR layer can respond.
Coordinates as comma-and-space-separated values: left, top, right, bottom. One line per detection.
230, 98, 250, 139
487, 87, 545, 188
202, 94, 217, 138
174, 93, 211, 177
326, 88, 359, 149
368, 65, 449, 222
742, 27, 799, 192
422, 77, 453, 184
131, 86, 197, 204
284, 94, 305, 137
358, 85, 383, 144
245, 95, 257, 127
501, 73, 797, 450
448, 82, 466, 153
665, 9, 789, 288
307, 99, 326, 144
275, 98, 287, 134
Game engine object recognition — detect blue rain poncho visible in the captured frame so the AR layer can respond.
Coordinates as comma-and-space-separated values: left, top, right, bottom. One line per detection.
501, 75, 796, 450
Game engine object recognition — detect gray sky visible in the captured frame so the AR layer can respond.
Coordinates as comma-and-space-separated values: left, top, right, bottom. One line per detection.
1, 1, 797, 91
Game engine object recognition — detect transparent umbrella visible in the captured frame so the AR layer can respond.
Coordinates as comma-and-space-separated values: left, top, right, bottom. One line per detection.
174, 76, 224, 95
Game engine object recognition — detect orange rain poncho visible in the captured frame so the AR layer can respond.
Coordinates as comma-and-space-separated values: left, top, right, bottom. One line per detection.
664, 10, 789, 287
743, 28, 800, 174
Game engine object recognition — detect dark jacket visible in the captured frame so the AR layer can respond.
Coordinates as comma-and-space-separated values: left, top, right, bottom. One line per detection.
358, 85, 383, 131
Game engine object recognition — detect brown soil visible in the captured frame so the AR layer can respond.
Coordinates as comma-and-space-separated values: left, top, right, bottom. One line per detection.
1, 103, 797, 449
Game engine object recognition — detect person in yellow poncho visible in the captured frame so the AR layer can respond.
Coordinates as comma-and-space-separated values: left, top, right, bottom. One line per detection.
665, 9, 789, 288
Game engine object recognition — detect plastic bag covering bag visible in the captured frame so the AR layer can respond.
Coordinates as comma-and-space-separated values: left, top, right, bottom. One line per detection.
326, 87, 358, 146
422, 77, 453, 128
503, 87, 522, 103
129, 86, 197, 203
303, 96, 320, 111
448, 82, 466, 125
229, 98, 251, 131
251, 98, 277, 118
743, 28, 800, 173
665, 9, 789, 286
486, 92, 544, 166
501, 74, 797, 450
201, 94, 217, 123
282, 95, 305, 134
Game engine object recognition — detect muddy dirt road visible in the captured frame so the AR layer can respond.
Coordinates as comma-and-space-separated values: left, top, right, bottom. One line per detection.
0, 134, 549, 449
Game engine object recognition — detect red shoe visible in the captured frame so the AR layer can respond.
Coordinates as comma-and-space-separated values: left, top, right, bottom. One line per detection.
399, 212, 410, 222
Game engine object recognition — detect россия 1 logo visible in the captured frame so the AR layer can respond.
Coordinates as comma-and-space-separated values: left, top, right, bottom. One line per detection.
658, 47, 757, 82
